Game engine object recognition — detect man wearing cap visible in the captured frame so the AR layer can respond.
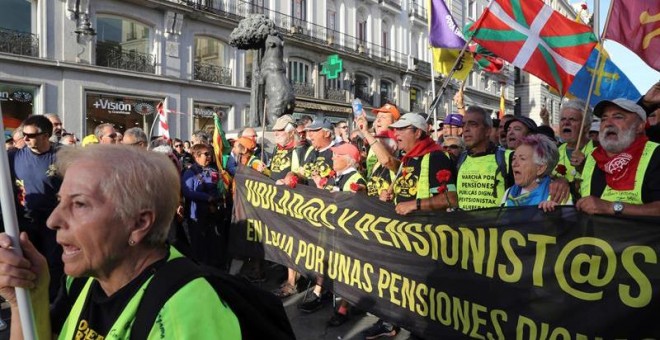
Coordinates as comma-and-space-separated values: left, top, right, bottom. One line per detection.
442, 113, 463, 138
299, 118, 336, 181
380, 113, 457, 215
358, 103, 401, 177
504, 116, 538, 150
554, 99, 597, 185
269, 115, 304, 182
578, 99, 660, 216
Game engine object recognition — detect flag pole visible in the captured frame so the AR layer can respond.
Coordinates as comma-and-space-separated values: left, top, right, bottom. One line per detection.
576, 0, 611, 151
427, 36, 473, 122
0, 108, 38, 340
428, 46, 438, 140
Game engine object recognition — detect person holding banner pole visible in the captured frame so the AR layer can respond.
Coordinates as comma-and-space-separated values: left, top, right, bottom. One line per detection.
577, 98, 660, 216
269, 115, 307, 298
380, 113, 457, 215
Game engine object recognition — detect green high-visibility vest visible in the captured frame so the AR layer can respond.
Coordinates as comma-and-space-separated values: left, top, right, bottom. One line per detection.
581, 141, 658, 204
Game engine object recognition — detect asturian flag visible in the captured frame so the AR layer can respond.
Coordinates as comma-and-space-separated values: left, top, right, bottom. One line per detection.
568, 45, 641, 106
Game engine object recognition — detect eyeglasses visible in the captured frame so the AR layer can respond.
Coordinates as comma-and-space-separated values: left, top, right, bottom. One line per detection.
104, 133, 117, 139
443, 144, 460, 150
22, 131, 45, 139
174, 144, 183, 148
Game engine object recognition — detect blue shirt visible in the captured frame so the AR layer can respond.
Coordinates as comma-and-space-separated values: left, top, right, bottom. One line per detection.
182, 164, 219, 221
9, 146, 61, 218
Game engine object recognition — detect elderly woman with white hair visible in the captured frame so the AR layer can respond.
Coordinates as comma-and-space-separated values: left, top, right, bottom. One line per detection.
0, 145, 240, 339
504, 134, 571, 211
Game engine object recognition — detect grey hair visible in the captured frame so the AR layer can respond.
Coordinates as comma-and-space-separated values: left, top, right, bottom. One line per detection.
520, 134, 559, 178
466, 106, 493, 128
443, 136, 466, 151
55, 145, 180, 246
560, 99, 592, 128
44, 113, 61, 121
124, 127, 148, 144
191, 130, 210, 145
94, 123, 115, 139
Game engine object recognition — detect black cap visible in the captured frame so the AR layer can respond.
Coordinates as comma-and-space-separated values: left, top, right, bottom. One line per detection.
504, 116, 538, 133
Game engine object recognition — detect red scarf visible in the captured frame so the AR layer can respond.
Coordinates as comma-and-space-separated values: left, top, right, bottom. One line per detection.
277, 140, 296, 150
401, 137, 442, 165
591, 136, 648, 190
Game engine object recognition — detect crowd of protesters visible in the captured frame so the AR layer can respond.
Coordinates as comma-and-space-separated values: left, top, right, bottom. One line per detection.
0, 80, 658, 338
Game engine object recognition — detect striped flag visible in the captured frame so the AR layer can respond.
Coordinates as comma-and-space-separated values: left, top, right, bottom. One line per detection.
467, 0, 597, 94
156, 102, 170, 139
213, 113, 232, 194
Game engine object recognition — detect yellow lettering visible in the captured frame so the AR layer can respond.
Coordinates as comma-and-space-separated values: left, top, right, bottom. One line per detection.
619, 245, 657, 308
499, 230, 525, 283
528, 234, 556, 287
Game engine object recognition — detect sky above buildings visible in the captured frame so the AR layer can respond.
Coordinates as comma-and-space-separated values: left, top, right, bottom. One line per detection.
587, 0, 659, 95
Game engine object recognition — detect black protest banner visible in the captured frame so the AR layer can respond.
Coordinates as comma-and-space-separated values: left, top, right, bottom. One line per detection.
230, 168, 660, 338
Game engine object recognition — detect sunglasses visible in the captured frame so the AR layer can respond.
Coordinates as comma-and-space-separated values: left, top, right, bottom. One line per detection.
174, 144, 183, 148
104, 133, 118, 139
443, 144, 460, 150
22, 131, 45, 139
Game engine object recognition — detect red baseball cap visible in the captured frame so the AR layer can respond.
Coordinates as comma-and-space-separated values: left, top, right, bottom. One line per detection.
331, 143, 361, 163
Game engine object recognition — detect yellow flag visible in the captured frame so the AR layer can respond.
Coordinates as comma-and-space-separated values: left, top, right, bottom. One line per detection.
432, 48, 474, 81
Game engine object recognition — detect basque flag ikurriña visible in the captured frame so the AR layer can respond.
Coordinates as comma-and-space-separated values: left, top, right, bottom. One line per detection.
468, 0, 597, 94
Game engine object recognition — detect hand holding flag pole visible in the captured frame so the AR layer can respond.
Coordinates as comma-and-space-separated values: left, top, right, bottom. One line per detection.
428, 37, 473, 122
576, 0, 612, 152
0, 107, 39, 340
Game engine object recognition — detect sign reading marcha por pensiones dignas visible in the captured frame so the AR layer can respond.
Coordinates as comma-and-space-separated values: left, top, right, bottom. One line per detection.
231, 167, 660, 339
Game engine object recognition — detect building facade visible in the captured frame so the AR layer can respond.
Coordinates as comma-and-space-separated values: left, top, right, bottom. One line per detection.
1, 0, 515, 139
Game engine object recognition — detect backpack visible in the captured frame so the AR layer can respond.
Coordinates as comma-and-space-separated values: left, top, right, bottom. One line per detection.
131, 257, 296, 340
456, 146, 513, 196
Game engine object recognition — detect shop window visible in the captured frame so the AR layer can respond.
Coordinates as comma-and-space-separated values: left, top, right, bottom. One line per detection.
85, 92, 161, 136
1, 83, 36, 133
193, 103, 230, 134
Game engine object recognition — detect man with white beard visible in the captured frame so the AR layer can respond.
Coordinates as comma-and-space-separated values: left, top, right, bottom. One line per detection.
578, 99, 660, 216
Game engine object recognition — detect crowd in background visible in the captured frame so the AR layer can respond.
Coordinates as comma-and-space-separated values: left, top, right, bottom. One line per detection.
1, 80, 659, 339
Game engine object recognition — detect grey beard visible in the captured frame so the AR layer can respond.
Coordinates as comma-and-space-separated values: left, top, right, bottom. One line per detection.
599, 126, 636, 154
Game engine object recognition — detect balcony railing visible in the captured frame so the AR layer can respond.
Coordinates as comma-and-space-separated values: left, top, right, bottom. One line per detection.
194, 61, 232, 85
0, 27, 38, 57
292, 81, 314, 97
379, 0, 402, 10
325, 88, 347, 102
179, 1, 409, 69
408, 1, 428, 21
96, 41, 155, 74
